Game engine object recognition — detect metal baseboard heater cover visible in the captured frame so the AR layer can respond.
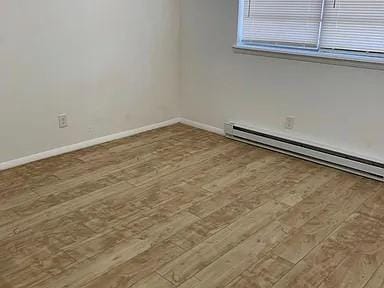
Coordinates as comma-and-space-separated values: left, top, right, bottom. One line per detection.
224, 122, 384, 181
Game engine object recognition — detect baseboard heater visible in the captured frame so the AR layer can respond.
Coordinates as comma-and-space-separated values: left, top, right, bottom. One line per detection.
224, 122, 384, 181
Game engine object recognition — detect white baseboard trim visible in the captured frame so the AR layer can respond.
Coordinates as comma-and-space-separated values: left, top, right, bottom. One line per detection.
0, 118, 181, 171
179, 118, 225, 136
0, 117, 226, 171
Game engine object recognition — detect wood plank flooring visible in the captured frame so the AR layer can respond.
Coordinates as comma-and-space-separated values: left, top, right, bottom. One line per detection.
1, 123, 383, 288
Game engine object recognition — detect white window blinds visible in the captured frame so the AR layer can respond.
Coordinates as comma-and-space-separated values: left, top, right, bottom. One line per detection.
321, 0, 384, 53
241, 0, 324, 48
239, 0, 384, 55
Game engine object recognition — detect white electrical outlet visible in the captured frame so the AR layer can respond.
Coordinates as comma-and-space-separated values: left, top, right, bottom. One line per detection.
58, 114, 68, 128
285, 116, 295, 130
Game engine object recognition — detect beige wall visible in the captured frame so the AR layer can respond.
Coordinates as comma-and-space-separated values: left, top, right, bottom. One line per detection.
180, 0, 384, 161
0, 0, 180, 162
2, 0, 384, 164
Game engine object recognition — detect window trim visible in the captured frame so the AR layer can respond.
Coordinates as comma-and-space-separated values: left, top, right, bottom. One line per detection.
235, 1, 384, 70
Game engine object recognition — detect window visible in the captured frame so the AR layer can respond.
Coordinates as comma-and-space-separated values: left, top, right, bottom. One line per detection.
236, 0, 384, 65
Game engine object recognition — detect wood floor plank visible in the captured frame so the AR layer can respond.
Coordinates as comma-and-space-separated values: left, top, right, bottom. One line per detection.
273, 178, 380, 264
130, 273, 174, 288
184, 221, 292, 288
0, 277, 13, 288
0, 213, 95, 278
63, 229, 127, 263
0, 182, 134, 241
187, 155, 297, 219
53, 127, 222, 181
318, 252, 383, 288
33, 238, 152, 288
364, 262, 384, 288
273, 212, 384, 288
32, 210, 197, 288
125, 142, 238, 187
167, 185, 279, 251
180, 145, 265, 187
272, 238, 351, 288
274, 167, 337, 207
316, 213, 384, 288
201, 151, 277, 193
0, 173, 124, 229
277, 172, 358, 231
358, 186, 384, 221
225, 254, 293, 288
158, 201, 289, 286
82, 241, 183, 288
1, 124, 383, 288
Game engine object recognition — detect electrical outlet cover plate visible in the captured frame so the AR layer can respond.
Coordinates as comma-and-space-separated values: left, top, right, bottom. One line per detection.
285, 117, 295, 130
58, 114, 68, 128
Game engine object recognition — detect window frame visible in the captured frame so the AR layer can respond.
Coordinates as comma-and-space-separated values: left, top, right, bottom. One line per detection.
235, 0, 384, 70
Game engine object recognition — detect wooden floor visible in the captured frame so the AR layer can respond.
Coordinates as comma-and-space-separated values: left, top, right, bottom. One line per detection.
1, 124, 384, 288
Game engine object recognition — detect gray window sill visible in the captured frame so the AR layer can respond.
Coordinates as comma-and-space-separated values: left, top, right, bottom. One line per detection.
233, 44, 384, 71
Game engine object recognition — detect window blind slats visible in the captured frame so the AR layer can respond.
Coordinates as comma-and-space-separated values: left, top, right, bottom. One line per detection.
239, 0, 384, 56
321, 0, 384, 53
242, 0, 323, 48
